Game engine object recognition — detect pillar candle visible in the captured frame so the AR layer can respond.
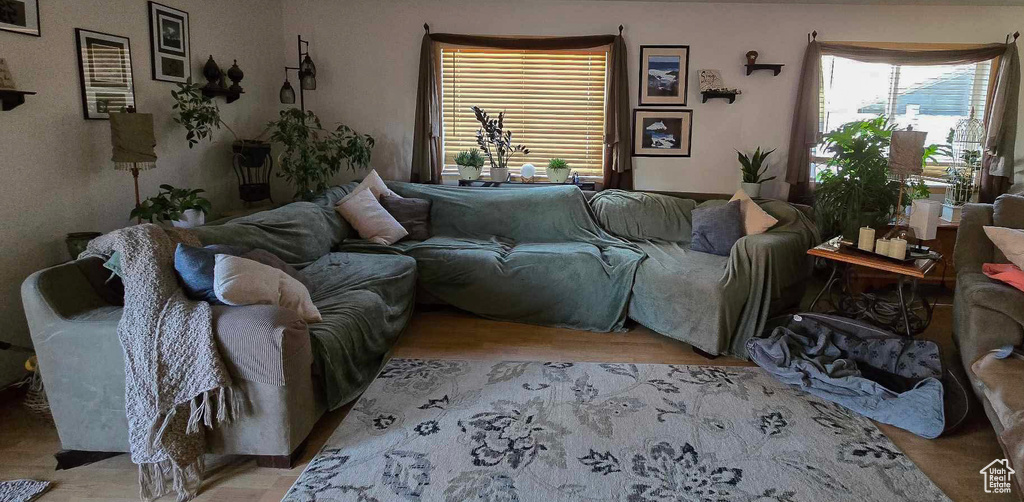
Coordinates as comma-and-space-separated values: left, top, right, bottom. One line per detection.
858, 227, 875, 252
888, 238, 907, 260
875, 238, 890, 256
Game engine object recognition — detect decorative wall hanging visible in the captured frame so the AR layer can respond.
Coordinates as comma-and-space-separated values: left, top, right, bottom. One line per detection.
0, 0, 40, 37
148, 2, 190, 83
199, 55, 244, 102
0, 57, 35, 111
75, 29, 136, 120
638, 45, 689, 106
632, 109, 692, 157
699, 69, 741, 104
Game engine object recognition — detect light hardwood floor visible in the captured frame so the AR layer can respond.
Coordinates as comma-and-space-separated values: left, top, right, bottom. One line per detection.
0, 303, 1011, 502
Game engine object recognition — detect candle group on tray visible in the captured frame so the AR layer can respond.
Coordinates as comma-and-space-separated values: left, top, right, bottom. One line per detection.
856, 227, 907, 260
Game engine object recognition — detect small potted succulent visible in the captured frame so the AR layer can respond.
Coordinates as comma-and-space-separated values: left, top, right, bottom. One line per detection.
738, 146, 776, 197
547, 158, 571, 184
455, 149, 485, 180
472, 106, 529, 181
130, 184, 212, 228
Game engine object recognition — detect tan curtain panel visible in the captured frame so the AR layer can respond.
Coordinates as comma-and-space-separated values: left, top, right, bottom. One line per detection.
411, 28, 631, 187
785, 39, 1018, 201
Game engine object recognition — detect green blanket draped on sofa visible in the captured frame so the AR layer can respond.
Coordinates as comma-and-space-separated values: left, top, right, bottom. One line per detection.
321, 183, 645, 332
590, 190, 820, 358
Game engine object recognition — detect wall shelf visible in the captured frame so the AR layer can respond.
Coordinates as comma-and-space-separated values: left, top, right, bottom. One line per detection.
745, 63, 784, 76
701, 90, 738, 104
0, 90, 36, 111
201, 86, 243, 104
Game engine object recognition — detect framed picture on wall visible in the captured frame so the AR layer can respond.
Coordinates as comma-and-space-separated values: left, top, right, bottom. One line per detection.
0, 0, 41, 36
75, 28, 136, 120
632, 109, 693, 157
148, 1, 190, 83
638, 45, 689, 106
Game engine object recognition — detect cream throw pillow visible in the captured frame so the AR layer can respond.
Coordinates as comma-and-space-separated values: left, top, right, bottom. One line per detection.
213, 254, 322, 323
984, 226, 1024, 270
338, 169, 399, 206
335, 187, 408, 245
729, 189, 778, 235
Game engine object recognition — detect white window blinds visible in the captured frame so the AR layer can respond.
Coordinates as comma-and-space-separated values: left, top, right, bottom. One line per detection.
819, 55, 992, 177
441, 47, 608, 179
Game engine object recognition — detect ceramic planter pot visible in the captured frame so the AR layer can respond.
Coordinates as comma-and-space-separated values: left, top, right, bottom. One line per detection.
548, 168, 570, 184
491, 167, 509, 182
172, 209, 206, 228
458, 164, 482, 180
740, 182, 761, 197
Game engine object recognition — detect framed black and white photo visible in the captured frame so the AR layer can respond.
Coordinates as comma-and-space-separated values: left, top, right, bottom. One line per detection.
638, 45, 689, 106
75, 28, 136, 120
0, 0, 40, 36
148, 1, 190, 83
632, 109, 692, 157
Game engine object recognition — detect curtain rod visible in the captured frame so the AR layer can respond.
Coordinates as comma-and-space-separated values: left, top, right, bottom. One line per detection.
811, 30, 1019, 45
422, 23, 624, 36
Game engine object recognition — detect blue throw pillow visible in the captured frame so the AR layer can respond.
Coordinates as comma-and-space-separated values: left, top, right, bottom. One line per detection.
690, 200, 745, 256
174, 244, 248, 303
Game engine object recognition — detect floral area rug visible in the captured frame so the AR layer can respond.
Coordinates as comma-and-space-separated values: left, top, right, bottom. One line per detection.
284, 359, 950, 502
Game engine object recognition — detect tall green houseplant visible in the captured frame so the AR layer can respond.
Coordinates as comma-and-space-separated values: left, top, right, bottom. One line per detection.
269, 108, 375, 200
814, 117, 902, 240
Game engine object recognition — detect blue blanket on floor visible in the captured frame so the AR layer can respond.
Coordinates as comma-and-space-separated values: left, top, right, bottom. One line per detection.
747, 313, 945, 439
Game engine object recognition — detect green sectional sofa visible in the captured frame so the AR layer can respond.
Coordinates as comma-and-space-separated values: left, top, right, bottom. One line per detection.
21, 181, 816, 463
590, 190, 819, 357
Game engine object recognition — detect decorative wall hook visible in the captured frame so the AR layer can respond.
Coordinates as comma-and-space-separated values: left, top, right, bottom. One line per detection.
424, 23, 430, 33
618, 25, 624, 34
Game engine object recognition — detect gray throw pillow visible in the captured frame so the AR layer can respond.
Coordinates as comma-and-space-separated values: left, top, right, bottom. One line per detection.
379, 194, 431, 241
690, 200, 745, 256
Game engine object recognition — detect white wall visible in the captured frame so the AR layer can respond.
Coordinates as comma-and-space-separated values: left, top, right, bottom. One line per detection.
279, 0, 1024, 195
0, 0, 284, 386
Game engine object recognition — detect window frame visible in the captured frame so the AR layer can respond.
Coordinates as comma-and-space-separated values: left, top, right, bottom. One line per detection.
437, 42, 610, 182
812, 41, 1001, 184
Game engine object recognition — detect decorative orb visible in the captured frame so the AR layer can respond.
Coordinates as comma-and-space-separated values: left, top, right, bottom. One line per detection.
521, 163, 536, 179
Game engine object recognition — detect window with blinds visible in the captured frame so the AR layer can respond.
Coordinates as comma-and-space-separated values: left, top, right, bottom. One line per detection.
817, 55, 992, 178
441, 47, 608, 179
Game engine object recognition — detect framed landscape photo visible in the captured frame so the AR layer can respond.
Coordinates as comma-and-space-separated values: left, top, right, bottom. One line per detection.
148, 1, 190, 83
638, 45, 689, 106
75, 28, 136, 120
632, 109, 693, 157
0, 0, 40, 36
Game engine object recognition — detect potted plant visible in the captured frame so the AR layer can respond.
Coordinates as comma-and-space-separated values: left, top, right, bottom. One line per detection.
737, 147, 776, 197
472, 106, 529, 181
171, 79, 271, 167
268, 108, 375, 200
547, 158, 571, 184
129, 184, 212, 228
455, 149, 485, 180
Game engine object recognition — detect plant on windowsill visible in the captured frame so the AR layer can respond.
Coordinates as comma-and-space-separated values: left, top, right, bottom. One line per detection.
547, 158, 571, 184
129, 184, 212, 228
268, 108, 375, 201
171, 79, 271, 168
472, 106, 530, 182
455, 149, 485, 181
737, 147, 776, 197
814, 116, 941, 241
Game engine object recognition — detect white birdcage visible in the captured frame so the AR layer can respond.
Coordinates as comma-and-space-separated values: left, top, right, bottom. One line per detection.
941, 108, 985, 222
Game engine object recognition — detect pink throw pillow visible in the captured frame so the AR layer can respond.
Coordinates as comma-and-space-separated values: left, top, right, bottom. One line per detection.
983, 263, 1024, 293
335, 188, 408, 245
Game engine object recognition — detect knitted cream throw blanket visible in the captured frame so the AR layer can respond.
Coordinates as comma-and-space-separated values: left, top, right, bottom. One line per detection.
86, 224, 239, 501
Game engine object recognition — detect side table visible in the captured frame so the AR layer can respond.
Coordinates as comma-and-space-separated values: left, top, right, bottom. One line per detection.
807, 238, 941, 337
